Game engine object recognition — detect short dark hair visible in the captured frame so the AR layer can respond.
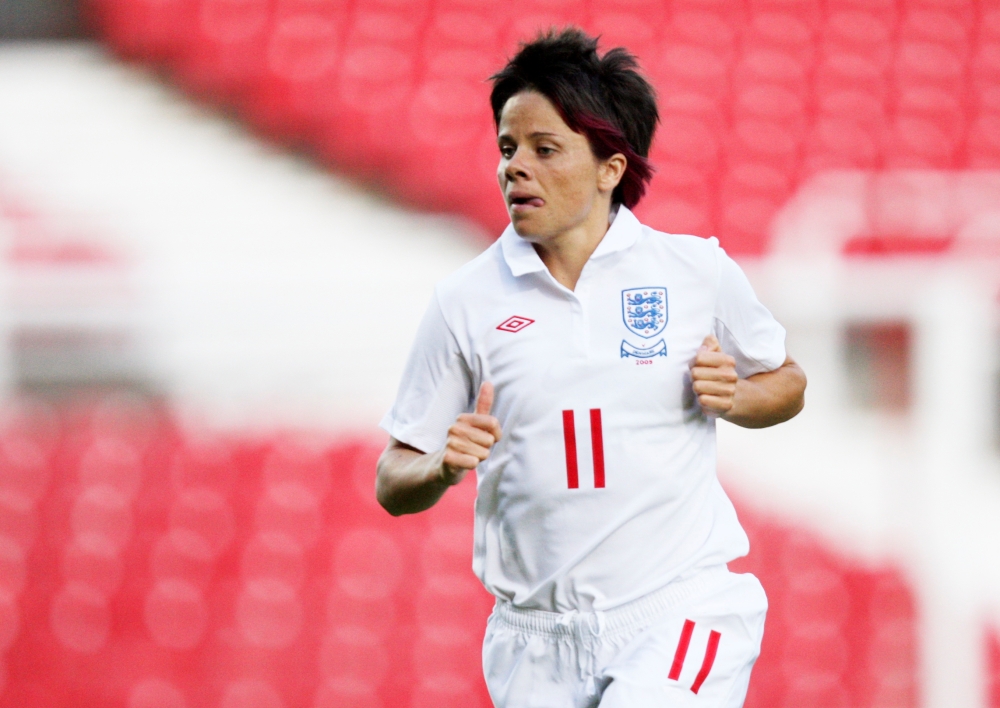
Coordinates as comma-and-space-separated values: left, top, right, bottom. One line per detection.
489, 28, 659, 209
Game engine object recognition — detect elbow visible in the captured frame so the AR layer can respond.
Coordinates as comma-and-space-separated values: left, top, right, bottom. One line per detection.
780, 369, 807, 424
374, 455, 404, 517
789, 392, 806, 421
375, 481, 406, 517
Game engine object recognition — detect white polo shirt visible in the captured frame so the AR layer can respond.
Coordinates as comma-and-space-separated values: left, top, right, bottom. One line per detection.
380, 206, 786, 613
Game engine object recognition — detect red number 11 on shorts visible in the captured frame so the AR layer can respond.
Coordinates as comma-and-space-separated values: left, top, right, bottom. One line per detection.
561, 409, 605, 489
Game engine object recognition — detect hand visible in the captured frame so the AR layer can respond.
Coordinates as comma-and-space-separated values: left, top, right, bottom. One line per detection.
439, 382, 502, 485
690, 335, 738, 417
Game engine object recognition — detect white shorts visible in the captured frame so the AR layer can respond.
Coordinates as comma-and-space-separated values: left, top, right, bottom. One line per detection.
482, 566, 767, 708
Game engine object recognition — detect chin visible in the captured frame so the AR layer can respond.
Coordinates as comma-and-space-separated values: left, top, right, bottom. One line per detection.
510, 212, 542, 238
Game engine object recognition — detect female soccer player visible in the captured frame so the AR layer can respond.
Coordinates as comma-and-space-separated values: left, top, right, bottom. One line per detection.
376, 29, 806, 708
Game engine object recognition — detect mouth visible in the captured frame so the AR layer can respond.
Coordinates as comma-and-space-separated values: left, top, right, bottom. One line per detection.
508, 193, 545, 212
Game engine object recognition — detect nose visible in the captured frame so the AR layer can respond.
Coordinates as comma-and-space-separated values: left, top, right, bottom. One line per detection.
503, 148, 531, 182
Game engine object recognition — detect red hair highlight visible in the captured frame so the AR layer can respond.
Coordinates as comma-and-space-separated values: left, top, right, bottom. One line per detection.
566, 112, 653, 209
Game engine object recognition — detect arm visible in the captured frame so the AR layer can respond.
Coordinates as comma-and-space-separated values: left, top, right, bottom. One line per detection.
376, 382, 501, 516
691, 335, 806, 428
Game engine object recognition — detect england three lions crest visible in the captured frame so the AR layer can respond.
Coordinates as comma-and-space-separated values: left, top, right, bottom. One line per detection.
622, 287, 667, 339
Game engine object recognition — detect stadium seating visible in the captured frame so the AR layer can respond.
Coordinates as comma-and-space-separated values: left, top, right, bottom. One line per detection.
56, 0, 1000, 704
0, 395, 919, 708
990, 628, 1000, 708
84, 0, 1000, 254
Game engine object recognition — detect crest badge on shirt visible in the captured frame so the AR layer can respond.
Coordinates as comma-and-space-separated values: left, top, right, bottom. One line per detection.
621, 287, 668, 358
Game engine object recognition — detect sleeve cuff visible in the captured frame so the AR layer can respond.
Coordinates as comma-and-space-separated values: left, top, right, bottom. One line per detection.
378, 412, 443, 455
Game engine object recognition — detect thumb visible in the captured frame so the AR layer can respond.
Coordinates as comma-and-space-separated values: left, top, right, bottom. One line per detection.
700, 334, 721, 352
475, 382, 494, 416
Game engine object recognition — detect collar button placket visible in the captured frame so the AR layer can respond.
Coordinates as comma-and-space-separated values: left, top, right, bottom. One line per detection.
571, 286, 588, 355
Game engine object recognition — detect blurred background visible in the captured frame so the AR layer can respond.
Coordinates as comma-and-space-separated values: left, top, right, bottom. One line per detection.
0, 0, 999, 706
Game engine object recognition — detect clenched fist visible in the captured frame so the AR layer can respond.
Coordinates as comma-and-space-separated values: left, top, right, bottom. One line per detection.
690, 335, 738, 417
440, 382, 502, 485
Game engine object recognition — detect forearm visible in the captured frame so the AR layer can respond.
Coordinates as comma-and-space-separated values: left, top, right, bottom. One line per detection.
721, 360, 806, 428
376, 443, 455, 516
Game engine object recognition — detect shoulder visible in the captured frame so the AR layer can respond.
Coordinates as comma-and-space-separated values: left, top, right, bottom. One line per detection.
431, 240, 513, 332
434, 240, 506, 300
634, 220, 722, 271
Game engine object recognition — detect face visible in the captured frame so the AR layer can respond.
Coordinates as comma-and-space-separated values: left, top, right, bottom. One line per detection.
496, 91, 622, 243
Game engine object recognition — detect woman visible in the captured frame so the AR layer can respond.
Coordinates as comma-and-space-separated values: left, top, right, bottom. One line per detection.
376, 28, 806, 708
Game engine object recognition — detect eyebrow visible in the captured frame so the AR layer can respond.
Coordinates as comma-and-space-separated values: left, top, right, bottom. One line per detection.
497, 131, 561, 142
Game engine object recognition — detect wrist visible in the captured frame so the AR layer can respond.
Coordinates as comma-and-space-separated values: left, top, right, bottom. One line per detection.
431, 450, 466, 487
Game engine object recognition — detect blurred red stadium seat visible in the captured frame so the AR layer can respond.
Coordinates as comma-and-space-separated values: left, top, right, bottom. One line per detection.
650, 160, 713, 206
804, 117, 881, 172
886, 116, 958, 167
728, 118, 803, 170
587, 11, 662, 63
972, 43, 1000, 113
816, 52, 889, 100
895, 41, 966, 87
503, 0, 578, 48
348, 3, 429, 49
320, 43, 417, 175
735, 49, 809, 96
734, 84, 807, 131
988, 627, 1000, 708
817, 89, 886, 129
748, 0, 821, 25
984, 8, 1000, 42
425, 10, 502, 53
821, 10, 895, 66
966, 114, 1000, 167
744, 11, 816, 64
666, 10, 739, 60
128, 679, 188, 708
658, 91, 727, 133
718, 194, 782, 254
653, 115, 721, 169
174, 0, 272, 102
434, 0, 504, 11
901, 8, 970, 49
896, 85, 964, 136
721, 162, 792, 206
635, 198, 714, 238
826, 0, 897, 19
247, 13, 344, 140
94, 0, 197, 62
656, 44, 731, 102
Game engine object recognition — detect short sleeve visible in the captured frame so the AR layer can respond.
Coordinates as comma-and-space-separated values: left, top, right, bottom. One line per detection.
379, 290, 475, 453
712, 248, 787, 378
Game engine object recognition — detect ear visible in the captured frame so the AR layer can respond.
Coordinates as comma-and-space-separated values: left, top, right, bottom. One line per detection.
597, 153, 627, 195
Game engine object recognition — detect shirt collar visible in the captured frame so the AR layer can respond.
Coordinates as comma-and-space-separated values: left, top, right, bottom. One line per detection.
499, 205, 643, 278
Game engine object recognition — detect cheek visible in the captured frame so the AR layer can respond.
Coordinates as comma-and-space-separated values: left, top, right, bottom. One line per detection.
550, 163, 598, 209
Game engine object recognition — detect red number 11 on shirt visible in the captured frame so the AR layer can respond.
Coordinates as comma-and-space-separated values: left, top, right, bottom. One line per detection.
561, 409, 605, 489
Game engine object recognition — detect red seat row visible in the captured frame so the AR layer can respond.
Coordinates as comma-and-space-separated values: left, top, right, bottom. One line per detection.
0, 395, 922, 707
88, 0, 1000, 254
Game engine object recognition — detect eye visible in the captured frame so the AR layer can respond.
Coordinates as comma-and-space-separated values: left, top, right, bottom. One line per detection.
537, 146, 555, 156
499, 145, 515, 159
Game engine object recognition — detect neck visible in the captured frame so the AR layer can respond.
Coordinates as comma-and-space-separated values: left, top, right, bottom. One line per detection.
531, 200, 614, 291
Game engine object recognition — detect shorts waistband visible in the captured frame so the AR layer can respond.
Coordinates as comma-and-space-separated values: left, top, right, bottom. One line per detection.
492, 565, 728, 638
